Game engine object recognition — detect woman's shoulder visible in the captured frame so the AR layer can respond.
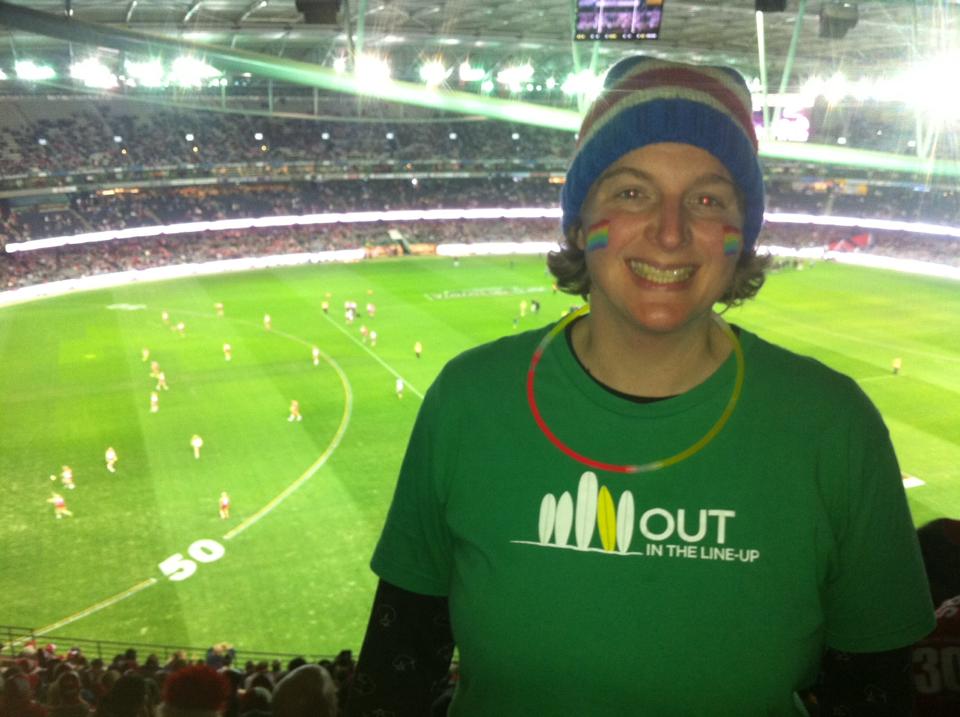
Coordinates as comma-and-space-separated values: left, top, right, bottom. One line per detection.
434, 323, 554, 391
739, 327, 871, 407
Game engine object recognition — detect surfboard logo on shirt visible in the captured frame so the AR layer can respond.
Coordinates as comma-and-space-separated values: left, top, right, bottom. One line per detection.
515, 471, 761, 563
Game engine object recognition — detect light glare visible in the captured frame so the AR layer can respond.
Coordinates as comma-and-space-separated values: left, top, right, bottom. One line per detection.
170, 57, 222, 87
356, 54, 392, 85
69, 58, 118, 89
419, 60, 452, 87
15, 60, 56, 81
458, 62, 485, 82
561, 69, 602, 99
125, 59, 165, 88
496, 64, 534, 92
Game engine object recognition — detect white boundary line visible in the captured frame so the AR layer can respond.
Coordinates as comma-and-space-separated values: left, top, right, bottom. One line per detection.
19, 312, 353, 635
222, 332, 353, 541
11, 578, 159, 642
319, 311, 425, 400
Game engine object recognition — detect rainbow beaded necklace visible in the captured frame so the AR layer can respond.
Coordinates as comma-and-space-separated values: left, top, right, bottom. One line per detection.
525, 306, 744, 474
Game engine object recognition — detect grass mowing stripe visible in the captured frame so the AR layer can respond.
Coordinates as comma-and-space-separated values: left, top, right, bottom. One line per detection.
222, 341, 353, 541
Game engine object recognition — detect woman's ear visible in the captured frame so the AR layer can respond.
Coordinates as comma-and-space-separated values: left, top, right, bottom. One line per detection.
569, 222, 585, 252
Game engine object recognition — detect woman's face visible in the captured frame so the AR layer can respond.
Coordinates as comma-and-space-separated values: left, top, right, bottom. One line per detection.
576, 142, 744, 339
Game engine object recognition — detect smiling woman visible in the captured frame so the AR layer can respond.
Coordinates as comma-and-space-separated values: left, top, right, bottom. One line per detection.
571, 143, 745, 379
350, 56, 936, 717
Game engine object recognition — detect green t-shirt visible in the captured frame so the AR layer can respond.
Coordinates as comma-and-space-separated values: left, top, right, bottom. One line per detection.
372, 323, 934, 715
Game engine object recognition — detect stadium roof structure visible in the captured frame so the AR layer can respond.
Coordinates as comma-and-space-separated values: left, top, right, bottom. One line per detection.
0, 0, 958, 175
0, 0, 955, 96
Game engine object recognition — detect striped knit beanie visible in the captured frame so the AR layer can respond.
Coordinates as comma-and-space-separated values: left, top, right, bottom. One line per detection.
561, 55, 765, 252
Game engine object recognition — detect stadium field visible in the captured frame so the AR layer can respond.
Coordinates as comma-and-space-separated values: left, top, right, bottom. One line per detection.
1, 254, 958, 656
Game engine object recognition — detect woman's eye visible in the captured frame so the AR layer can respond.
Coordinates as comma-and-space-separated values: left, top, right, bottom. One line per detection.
616, 188, 645, 200
693, 194, 726, 209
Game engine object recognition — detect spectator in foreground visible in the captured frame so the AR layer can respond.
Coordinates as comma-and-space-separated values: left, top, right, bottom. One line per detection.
272, 664, 337, 717
95, 673, 151, 717
237, 686, 271, 717
912, 518, 960, 715
157, 665, 228, 717
47, 670, 92, 717
0, 670, 49, 717
916, 518, 960, 608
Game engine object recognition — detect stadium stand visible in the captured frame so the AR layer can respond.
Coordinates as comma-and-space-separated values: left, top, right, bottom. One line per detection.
2, 100, 959, 295
0, 640, 356, 717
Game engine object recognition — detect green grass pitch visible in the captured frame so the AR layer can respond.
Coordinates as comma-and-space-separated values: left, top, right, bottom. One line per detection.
1, 255, 958, 655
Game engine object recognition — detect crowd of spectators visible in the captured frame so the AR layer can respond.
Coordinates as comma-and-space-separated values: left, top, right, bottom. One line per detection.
0, 178, 561, 242
0, 640, 373, 716
0, 217, 560, 290
3, 176, 958, 246
766, 178, 960, 225
1, 176, 958, 291
761, 222, 960, 266
0, 100, 573, 182
0, 101, 957, 292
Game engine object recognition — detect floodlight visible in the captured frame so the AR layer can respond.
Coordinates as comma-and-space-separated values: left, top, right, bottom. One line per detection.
254, 132, 263, 140
125, 59, 164, 88
419, 60, 451, 87
0, 69, 7, 80
821, 72, 847, 104
170, 56, 221, 87
69, 58, 118, 89
355, 54, 391, 84
561, 69, 602, 99
15, 60, 56, 81
895, 53, 960, 121
332, 56, 348, 74
458, 62, 484, 82
496, 64, 534, 91
480, 79, 494, 93
799, 76, 823, 102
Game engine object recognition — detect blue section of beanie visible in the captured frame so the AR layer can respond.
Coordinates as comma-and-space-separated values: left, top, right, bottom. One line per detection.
561, 98, 765, 252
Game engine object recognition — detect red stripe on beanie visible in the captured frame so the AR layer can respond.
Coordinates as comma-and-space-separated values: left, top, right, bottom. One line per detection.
579, 66, 756, 150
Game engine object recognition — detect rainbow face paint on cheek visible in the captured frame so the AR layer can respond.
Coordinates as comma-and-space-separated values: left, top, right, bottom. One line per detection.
585, 220, 610, 252
722, 225, 743, 256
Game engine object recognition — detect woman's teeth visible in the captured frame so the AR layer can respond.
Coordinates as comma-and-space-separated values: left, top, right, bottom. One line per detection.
628, 261, 694, 284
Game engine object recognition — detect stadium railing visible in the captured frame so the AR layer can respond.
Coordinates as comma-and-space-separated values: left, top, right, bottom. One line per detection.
0, 624, 341, 665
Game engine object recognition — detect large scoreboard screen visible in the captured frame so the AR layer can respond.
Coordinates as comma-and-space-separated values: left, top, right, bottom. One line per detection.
575, 0, 664, 41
